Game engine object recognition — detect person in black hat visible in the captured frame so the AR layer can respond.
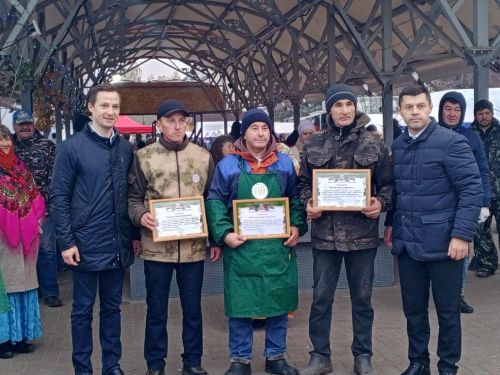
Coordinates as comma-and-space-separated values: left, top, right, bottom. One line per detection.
471, 99, 500, 278
206, 108, 307, 375
298, 83, 393, 375
128, 99, 220, 375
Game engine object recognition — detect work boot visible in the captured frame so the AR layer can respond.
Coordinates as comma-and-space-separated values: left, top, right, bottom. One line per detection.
460, 295, 474, 314
0, 342, 13, 359
300, 354, 332, 375
353, 354, 373, 374
10, 340, 34, 353
224, 362, 251, 375
476, 269, 494, 278
145, 369, 165, 375
265, 359, 298, 375
401, 363, 431, 375
182, 366, 209, 375
43, 296, 63, 307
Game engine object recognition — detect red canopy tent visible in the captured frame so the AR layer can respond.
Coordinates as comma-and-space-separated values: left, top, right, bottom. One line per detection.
115, 115, 154, 134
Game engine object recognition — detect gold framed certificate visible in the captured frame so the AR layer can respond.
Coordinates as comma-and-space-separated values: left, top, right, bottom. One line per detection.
232, 197, 291, 240
149, 196, 208, 242
312, 169, 371, 211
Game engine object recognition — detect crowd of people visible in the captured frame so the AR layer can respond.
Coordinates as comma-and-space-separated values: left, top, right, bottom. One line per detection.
0, 81, 498, 375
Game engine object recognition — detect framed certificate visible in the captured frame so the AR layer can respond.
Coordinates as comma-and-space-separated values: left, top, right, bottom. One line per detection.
312, 169, 371, 211
149, 196, 208, 242
233, 197, 291, 240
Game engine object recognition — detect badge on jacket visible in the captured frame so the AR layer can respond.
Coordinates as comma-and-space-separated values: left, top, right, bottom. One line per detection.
251, 182, 268, 199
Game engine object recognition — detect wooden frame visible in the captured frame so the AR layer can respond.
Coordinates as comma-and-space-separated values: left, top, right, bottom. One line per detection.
149, 196, 208, 242
232, 197, 291, 240
312, 169, 371, 211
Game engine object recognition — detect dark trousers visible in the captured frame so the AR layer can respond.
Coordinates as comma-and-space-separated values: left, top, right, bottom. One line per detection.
37, 215, 59, 298
309, 248, 376, 358
398, 251, 462, 373
71, 268, 125, 375
144, 260, 204, 370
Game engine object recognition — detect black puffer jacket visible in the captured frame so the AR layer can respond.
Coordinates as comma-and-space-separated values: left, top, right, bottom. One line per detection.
298, 112, 393, 251
51, 124, 136, 271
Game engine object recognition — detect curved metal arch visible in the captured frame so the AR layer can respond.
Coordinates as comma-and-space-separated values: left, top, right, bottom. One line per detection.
1, 0, 499, 116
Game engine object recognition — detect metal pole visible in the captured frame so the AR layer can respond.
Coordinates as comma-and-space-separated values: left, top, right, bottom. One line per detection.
55, 106, 63, 144
382, 0, 394, 146
473, 0, 489, 101
327, 8, 337, 85
20, 87, 33, 113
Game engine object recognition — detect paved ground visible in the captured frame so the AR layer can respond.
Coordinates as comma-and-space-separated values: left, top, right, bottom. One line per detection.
2, 266, 500, 375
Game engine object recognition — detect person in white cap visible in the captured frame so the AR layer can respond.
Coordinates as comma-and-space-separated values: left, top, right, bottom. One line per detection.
290, 119, 315, 164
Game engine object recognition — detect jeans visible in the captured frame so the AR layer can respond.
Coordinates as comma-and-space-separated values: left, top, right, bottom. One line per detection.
144, 260, 204, 370
37, 215, 59, 299
228, 313, 288, 362
309, 248, 376, 358
71, 268, 125, 375
398, 251, 462, 373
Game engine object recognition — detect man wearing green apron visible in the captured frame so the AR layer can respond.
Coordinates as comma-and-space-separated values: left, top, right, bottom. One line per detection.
206, 108, 307, 375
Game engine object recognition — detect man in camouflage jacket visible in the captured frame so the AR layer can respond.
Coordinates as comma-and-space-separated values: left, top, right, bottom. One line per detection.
12, 110, 61, 307
471, 99, 500, 278
128, 99, 219, 375
298, 84, 393, 375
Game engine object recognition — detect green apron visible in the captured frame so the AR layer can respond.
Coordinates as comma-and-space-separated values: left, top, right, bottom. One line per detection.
223, 162, 298, 317
0, 269, 10, 314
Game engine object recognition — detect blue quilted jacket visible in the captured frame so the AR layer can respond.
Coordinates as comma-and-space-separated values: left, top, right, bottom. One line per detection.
391, 120, 482, 261
51, 124, 136, 271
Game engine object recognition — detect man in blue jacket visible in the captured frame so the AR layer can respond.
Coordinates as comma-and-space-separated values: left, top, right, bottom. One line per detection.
389, 86, 482, 375
51, 83, 140, 375
437, 91, 491, 314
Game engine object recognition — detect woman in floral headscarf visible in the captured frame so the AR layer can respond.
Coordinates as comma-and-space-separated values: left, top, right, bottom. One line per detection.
0, 124, 45, 359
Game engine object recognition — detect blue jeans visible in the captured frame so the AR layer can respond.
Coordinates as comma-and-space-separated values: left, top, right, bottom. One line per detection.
37, 215, 59, 298
71, 268, 125, 375
229, 313, 288, 362
309, 248, 376, 358
398, 251, 462, 373
144, 260, 204, 370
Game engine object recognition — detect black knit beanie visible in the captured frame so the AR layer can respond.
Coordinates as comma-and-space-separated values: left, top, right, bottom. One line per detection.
474, 99, 493, 115
240, 108, 273, 136
325, 83, 358, 113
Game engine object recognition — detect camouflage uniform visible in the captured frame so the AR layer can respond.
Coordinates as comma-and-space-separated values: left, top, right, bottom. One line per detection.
471, 117, 500, 275
13, 130, 56, 214
298, 112, 393, 250
128, 135, 214, 262
298, 111, 393, 364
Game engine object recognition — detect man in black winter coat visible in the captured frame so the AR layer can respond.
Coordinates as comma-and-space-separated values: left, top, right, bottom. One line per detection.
51, 83, 141, 375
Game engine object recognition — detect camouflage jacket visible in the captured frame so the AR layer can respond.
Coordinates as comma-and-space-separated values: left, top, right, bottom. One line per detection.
128, 136, 214, 263
298, 112, 393, 251
13, 131, 56, 214
471, 117, 500, 201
